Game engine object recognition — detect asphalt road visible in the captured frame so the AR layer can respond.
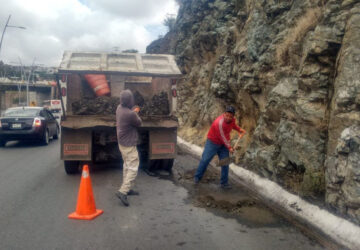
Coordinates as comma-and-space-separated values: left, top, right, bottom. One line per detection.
0, 139, 323, 250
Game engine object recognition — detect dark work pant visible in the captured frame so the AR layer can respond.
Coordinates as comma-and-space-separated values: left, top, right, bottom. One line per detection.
194, 139, 229, 185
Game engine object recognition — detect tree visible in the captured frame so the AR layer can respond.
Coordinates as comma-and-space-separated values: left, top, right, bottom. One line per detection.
0, 62, 20, 78
122, 49, 138, 53
163, 14, 176, 31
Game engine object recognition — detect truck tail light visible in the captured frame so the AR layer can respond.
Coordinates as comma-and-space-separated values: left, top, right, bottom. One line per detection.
33, 118, 41, 127
171, 79, 177, 97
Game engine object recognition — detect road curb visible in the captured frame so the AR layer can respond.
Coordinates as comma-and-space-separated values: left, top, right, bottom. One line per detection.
177, 136, 360, 250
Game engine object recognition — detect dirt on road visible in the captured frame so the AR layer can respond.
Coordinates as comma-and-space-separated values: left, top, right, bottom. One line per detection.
171, 149, 286, 227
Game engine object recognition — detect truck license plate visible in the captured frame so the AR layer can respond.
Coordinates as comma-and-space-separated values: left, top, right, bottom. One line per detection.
64, 144, 89, 155
151, 143, 175, 154
11, 123, 22, 129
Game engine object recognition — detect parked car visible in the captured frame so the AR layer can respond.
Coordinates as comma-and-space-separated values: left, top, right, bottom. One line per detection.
0, 107, 59, 147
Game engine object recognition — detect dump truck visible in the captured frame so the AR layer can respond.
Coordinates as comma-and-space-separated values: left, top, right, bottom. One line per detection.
56, 51, 182, 174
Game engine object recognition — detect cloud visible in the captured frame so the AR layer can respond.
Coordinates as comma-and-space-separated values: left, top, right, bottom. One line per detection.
85, 0, 178, 24
0, 0, 178, 66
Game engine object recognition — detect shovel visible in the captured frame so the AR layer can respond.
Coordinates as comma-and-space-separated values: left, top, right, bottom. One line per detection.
217, 136, 241, 167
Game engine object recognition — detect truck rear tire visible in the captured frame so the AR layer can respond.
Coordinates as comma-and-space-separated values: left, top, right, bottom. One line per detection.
64, 161, 80, 174
149, 159, 174, 172
161, 159, 174, 172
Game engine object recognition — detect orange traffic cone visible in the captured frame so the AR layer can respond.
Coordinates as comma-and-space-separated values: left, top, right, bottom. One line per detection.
84, 74, 110, 96
68, 165, 103, 220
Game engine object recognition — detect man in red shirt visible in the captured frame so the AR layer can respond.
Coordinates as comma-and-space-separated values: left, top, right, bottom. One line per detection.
194, 106, 246, 189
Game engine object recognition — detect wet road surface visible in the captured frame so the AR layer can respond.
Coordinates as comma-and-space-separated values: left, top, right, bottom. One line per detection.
0, 139, 323, 249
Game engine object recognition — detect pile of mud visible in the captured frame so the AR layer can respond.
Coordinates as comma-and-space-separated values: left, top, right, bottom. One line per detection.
135, 91, 170, 116
72, 96, 120, 115
173, 163, 281, 226
196, 195, 256, 212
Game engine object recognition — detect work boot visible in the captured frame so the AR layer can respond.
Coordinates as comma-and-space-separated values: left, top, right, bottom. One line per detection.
157, 170, 170, 177
194, 177, 200, 187
194, 177, 200, 184
143, 168, 157, 177
127, 189, 139, 196
116, 191, 129, 206
220, 184, 232, 190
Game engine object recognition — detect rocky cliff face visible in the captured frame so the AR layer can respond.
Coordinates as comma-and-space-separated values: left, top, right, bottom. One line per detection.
147, 0, 360, 223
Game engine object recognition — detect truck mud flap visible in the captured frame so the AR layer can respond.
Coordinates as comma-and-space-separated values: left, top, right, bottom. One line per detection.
61, 128, 92, 161
149, 128, 176, 160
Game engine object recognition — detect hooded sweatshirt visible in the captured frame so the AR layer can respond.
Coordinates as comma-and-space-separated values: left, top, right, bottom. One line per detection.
116, 90, 142, 146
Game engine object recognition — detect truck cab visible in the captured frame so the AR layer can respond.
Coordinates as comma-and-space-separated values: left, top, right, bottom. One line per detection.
56, 51, 182, 174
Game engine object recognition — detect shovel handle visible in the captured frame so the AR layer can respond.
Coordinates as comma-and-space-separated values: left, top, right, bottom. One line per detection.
233, 136, 241, 150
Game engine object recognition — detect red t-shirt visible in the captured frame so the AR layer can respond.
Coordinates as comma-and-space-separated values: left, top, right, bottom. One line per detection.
207, 114, 245, 150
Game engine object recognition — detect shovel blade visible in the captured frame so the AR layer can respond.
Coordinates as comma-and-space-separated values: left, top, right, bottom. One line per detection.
217, 157, 232, 167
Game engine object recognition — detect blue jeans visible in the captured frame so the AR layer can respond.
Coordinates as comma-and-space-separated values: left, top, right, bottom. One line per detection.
194, 139, 229, 185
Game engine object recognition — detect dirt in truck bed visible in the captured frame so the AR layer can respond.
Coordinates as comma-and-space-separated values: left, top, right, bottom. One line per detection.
72, 91, 170, 116
135, 91, 170, 116
72, 96, 120, 115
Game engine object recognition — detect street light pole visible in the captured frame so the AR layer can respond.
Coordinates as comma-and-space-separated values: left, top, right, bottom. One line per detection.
18, 57, 24, 105
26, 58, 36, 106
0, 15, 26, 57
0, 15, 11, 57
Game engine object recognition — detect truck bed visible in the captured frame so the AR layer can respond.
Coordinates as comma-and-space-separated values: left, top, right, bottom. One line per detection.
61, 115, 178, 129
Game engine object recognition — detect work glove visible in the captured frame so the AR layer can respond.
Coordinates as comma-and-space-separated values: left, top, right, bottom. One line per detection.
132, 105, 140, 113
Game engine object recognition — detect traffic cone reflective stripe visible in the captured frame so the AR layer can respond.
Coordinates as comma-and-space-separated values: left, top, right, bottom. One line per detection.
68, 165, 103, 220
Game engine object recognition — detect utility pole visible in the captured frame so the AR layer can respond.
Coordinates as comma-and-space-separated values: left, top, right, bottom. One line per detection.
0, 15, 11, 57
18, 57, 23, 105
26, 58, 36, 106
0, 15, 26, 58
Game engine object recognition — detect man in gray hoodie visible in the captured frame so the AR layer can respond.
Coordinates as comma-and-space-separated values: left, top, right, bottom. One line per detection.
115, 89, 142, 206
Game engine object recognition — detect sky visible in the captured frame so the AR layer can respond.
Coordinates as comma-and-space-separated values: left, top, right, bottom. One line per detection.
0, 0, 179, 67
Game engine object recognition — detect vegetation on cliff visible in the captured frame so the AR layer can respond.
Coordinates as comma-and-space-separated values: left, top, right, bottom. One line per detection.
147, 0, 360, 224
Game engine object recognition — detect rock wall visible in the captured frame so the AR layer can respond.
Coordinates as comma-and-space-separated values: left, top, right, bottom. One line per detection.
147, 0, 360, 223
